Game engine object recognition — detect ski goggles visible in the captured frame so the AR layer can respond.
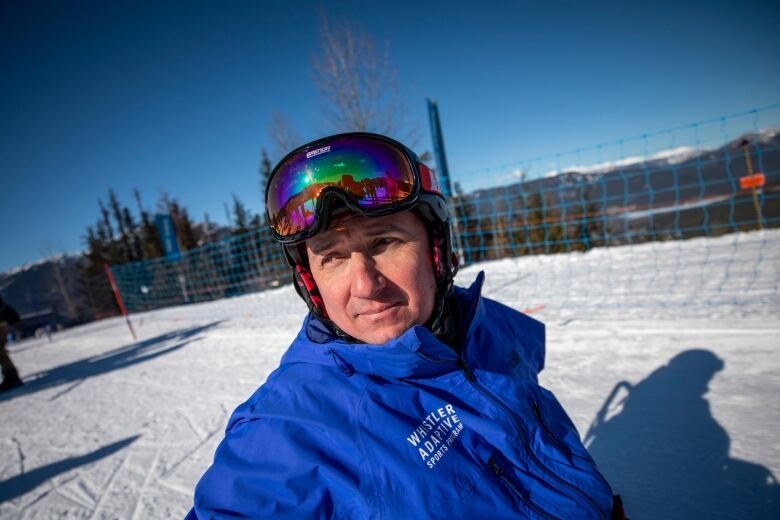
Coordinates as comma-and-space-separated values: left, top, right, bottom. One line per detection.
266, 132, 443, 244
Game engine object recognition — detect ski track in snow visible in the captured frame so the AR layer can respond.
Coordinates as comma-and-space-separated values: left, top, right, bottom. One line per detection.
1, 229, 778, 519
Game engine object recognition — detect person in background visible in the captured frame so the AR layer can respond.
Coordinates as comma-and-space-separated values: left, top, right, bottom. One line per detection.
0, 295, 23, 392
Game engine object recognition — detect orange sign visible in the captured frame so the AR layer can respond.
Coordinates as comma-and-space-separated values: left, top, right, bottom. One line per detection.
740, 173, 765, 190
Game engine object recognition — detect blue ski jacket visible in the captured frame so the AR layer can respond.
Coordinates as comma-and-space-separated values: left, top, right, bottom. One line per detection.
187, 273, 614, 519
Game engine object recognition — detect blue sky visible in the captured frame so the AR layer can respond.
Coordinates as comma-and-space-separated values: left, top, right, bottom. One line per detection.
1, 0, 778, 272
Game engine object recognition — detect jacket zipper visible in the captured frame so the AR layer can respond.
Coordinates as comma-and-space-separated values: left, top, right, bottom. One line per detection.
531, 401, 573, 458
532, 401, 613, 494
414, 292, 606, 518
489, 456, 560, 520
459, 359, 607, 520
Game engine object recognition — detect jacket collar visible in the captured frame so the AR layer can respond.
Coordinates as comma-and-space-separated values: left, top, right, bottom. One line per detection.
280, 272, 486, 380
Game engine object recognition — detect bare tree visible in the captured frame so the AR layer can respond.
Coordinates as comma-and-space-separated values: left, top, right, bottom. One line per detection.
39, 239, 78, 321
262, 15, 424, 177
268, 111, 302, 159
312, 15, 415, 142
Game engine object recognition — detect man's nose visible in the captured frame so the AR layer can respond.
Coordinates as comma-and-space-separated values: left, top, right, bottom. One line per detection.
349, 252, 385, 298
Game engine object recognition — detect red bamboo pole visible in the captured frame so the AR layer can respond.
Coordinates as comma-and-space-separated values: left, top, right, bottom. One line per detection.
104, 263, 137, 341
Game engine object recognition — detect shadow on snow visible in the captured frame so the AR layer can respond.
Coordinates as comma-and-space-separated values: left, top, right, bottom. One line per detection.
585, 349, 779, 519
0, 321, 224, 403
0, 435, 139, 503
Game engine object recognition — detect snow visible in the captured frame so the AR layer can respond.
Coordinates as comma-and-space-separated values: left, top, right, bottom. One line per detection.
538, 126, 780, 180
619, 193, 732, 220
541, 146, 699, 179
1, 229, 778, 519
1, 253, 81, 278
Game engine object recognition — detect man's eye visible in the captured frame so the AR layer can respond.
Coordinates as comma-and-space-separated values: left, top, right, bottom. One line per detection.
320, 253, 344, 266
373, 237, 396, 249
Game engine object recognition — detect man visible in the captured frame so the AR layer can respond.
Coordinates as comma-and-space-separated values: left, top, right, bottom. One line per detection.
188, 133, 624, 519
0, 296, 23, 392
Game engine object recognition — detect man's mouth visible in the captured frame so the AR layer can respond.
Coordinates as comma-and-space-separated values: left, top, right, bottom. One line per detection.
356, 303, 400, 319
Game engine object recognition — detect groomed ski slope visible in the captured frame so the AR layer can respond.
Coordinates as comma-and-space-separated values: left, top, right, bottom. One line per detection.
1, 229, 778, 519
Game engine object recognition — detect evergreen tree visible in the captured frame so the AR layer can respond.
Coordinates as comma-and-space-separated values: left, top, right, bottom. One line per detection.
583, 184, 606, 249
96, 200, 121, 264
173, 201, 199, 250
544, 192, 565, 254
98, 200, 114, 245
160, 193, 200, 250
134, 188, 164, 259
122, 207, 141, 260
231, 194, 252, 235
202, 212, 214, 244
259, 148, 273, 201
108, 189, 132, 262
525, 191, 545, 254
83, 226, 104, 274
81, 224, 118, 317
257, 147, 287, 286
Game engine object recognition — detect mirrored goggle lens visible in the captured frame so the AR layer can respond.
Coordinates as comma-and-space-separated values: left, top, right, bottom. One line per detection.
267, 135, 416, 238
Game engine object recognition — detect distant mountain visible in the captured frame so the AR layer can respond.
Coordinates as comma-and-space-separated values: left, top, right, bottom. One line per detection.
0, 254, 100, 336
0, 220, 238, 335
458, 128, 779, 241
474, 127, 778, 199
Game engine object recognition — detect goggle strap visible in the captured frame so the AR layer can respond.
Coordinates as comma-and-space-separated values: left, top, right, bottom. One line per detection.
418, 163, 443, 196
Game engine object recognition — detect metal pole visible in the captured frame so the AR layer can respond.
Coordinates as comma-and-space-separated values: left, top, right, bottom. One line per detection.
178, 274, 190, 303
427, 99, 464, 261
427, 99, 453, 197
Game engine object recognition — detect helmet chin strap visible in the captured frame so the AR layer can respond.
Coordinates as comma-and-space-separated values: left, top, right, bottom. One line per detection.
293, 265, 329, 319
424, 226, 460, 346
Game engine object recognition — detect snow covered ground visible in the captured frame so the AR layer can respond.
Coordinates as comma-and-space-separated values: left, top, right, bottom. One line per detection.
1, 229, 778, 519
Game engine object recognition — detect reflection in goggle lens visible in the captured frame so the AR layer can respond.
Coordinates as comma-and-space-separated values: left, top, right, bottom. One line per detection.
267, 136, 415, 238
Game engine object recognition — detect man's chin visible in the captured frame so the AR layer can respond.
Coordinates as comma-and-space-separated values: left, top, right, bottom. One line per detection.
338, 305, 420, 343
351, 322, 412, 345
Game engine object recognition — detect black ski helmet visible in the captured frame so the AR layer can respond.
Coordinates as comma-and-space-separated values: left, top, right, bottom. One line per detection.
265, 132, 458, 328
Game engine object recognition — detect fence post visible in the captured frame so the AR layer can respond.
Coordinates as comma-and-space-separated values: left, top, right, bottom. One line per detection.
740, 140, 764, 231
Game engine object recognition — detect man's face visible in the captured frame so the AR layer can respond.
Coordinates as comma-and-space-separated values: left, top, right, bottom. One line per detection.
305, 210, 437, 344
